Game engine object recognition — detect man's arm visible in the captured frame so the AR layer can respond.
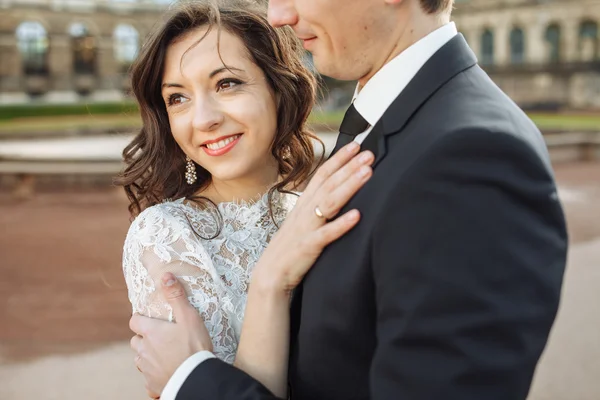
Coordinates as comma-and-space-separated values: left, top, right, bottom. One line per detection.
174, 358, 282, 400
369, 129, 567, 399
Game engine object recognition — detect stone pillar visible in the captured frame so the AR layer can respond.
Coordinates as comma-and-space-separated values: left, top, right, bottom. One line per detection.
494, 23, 510, 66
562, 18, 579, 63
466, 29, 481, 61
0, 32, 23, 99
47, 34, 72, 90
0, 33, 20, 79
97, 35, 119, 90
526, 23, 545, 64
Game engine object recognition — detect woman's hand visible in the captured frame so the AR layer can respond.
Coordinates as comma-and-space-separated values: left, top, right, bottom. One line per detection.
254, 141, 374, 293
234, 142, 373, 396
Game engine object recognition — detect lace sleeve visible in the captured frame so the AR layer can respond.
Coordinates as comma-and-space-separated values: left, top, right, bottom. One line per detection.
122, 203, 237, 362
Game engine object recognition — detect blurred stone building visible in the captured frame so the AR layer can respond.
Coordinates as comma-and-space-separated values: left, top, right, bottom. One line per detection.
0, 0, 171, 105
2, 0, 600, 110
453, 0, 600, 109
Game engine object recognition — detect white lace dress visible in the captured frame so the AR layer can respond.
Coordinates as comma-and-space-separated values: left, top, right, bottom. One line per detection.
122, 191, 296, 364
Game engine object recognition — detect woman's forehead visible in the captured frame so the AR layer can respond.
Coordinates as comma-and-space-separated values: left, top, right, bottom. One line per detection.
165, 28, 254, 74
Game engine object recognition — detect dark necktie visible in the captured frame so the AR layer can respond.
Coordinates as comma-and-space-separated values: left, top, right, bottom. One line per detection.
330, 103, 370, 156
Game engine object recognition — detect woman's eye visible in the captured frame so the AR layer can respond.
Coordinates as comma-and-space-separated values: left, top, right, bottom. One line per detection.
167, 94, 188, 106
217, 79, 242, 92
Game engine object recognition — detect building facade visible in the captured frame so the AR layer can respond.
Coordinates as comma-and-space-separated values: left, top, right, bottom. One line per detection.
0, 0, 170, 104
2, 0, 600, 109
453, 0, 600, 109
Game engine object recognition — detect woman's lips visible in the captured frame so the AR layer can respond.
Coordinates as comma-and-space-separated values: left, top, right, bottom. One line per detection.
201, 134, 242, 156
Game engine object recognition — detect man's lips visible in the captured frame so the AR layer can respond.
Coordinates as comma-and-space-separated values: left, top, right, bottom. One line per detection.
300, 37, 317, 50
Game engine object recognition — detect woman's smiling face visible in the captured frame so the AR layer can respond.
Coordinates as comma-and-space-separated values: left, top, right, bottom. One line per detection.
162, 26, 279, 185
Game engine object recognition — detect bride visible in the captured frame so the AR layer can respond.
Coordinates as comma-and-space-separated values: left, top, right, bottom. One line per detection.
118, 1, 373, 398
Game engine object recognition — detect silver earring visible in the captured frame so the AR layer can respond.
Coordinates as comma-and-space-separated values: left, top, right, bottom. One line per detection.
185, 156, 197, 185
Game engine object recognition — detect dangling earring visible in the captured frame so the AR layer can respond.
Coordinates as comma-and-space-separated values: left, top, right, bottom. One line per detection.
185, 155, 197, 185
282, 145, 291, 160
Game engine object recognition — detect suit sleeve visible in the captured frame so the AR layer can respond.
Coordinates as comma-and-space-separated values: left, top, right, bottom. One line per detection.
174, 358, 282, 400
369, 129, 568, 400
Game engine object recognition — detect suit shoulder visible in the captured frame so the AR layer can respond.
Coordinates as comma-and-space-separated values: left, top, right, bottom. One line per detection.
414, 67, 551, 169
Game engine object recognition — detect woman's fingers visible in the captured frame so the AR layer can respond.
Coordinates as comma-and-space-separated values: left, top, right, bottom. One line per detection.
304, 142, 361, 196
312, 152, 373, 219
318, 150, 374, 214
322, 161, 373, 218
311, 209, 361, 248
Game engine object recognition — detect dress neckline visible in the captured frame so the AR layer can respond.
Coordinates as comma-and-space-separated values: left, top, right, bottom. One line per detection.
176, 190, 275, 214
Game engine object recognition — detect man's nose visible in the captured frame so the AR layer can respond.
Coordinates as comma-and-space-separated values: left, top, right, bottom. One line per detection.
267, 0, 299, 28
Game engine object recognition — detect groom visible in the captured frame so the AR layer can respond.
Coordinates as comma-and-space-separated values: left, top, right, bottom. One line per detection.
131, 0, 567, 399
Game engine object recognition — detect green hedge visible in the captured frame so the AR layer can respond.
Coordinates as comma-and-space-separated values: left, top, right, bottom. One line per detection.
0, 102, 140, 121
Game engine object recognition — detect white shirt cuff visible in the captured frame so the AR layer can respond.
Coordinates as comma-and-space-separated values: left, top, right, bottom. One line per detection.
160, 351, 217, 400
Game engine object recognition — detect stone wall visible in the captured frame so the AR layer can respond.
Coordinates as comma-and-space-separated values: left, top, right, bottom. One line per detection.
453, 0, 600, 109
0, 0, 166, 104
3, 0, 600, 109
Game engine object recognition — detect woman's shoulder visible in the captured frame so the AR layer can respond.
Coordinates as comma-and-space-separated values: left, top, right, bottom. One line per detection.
126, 198, 221, 243
132, 198, 187, 226
125, 199, 193, 241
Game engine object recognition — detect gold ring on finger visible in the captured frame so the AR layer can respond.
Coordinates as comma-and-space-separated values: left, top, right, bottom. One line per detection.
314, 206, 325, 219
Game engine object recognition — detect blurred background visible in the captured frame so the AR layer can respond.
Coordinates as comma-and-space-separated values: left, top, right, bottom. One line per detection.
0, 0, 599, 399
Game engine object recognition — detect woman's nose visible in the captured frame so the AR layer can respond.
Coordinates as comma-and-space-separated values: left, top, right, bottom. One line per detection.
191, 98, 224, 132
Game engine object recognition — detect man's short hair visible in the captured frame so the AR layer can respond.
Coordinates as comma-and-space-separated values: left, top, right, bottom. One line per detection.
420, 0, 453, 14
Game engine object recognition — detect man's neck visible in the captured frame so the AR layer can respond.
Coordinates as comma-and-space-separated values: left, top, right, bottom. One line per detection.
358, 12, 450, 88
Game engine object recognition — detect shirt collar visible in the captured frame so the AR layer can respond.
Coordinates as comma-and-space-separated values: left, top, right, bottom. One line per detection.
353, 22, 458, 127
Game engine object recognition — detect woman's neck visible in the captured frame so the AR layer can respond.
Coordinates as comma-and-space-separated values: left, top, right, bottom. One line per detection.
199, 170, 280, 205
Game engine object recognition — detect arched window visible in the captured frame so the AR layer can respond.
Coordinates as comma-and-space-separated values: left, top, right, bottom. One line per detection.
480, 29, 494, 66
510, 27, 525, 64
16, 21, 49, 75
580, 21, 598, 39
114, 24, 139, 70
69, 22, 97, 74
545, 24, 561, 63
579, 20, 598, 60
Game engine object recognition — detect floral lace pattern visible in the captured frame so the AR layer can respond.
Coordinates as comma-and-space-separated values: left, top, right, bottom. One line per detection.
122, 191, 296, 364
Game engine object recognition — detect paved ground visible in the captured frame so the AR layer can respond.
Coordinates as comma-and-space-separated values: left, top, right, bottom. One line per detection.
0, 161, 598, 400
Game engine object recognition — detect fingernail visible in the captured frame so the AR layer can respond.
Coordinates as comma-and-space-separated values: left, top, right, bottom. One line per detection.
346, 210, 359, 221
359, 151, 372, 163
357, 165, 370, 178
162, 273, 176, 287
346, 142, 359, 152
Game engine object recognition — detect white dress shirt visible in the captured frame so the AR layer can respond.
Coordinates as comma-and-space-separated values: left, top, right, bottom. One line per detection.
161, 21, 458, 400
354, 22, 458, 143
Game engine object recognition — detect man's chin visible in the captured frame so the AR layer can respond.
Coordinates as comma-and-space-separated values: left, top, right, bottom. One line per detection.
312, 59, 363, 82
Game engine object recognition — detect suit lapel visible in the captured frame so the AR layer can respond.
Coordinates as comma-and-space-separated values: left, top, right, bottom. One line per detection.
289, 34, 478, 346
371, 34, 477, 167
359, 121, 384, 162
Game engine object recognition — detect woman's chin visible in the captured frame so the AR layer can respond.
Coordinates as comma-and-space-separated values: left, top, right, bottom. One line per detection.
206, 165, 248, 184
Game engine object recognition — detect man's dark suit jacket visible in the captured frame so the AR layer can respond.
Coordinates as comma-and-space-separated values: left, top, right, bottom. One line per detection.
175, 34, 568, 400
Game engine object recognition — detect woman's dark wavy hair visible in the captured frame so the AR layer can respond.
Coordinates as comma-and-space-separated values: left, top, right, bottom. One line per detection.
115, 0, 322, 219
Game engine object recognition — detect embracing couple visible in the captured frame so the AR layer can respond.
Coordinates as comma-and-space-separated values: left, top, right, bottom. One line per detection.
117, 0, 568, 399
